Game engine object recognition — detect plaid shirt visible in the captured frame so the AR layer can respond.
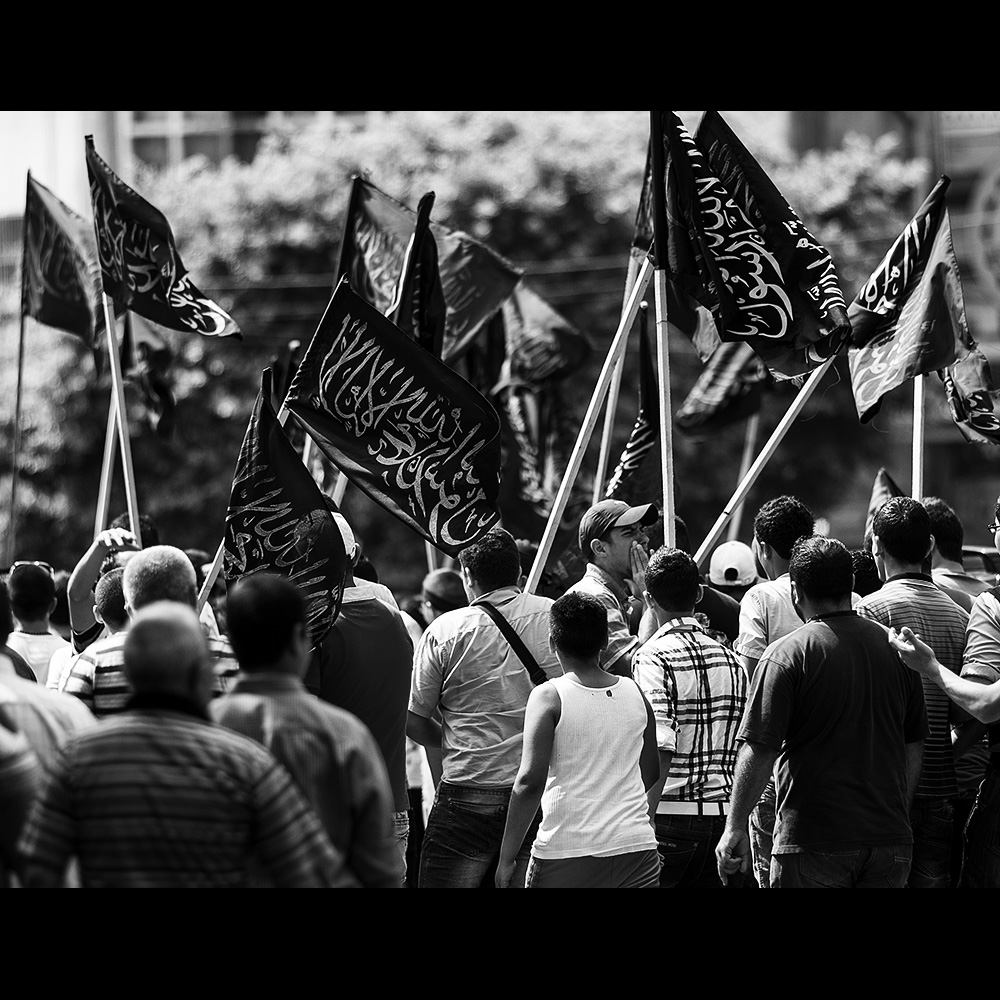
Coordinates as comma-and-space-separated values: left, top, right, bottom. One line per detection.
635, 616, 747, 803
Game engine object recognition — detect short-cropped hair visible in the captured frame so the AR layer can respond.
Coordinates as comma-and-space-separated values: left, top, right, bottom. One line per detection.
922, 497, 964, 564
549, 592, 608, 659
8, 564, 55, 621
123, 545, 197, 610
873, 497, 931, 565
754, 496, 815, 561
458, 528, 521, 593
645, 547, 700, 613
95, 568, 128, 632
789, 536, 854, 601
227, 574, 306, 669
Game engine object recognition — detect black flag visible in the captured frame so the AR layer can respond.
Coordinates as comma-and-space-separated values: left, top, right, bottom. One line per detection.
285, 280, 503, 556
225, 369, 347, 648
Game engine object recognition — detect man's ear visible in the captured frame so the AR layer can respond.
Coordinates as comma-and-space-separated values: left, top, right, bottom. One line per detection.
927, 534, 937, 559
790, 579, 801, 606
93, 605, 104, 626
871, 535, 883, 560
695, 583, 704, 607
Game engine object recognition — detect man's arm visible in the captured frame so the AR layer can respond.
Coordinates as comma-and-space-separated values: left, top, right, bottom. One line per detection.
406, 710, 442, 750
639, 696, 660, 794
66, 528, 136, 648
715, 740, 779, 885
346, 730, 404, 888
496, 685, 559, 888
889, 627, 1000, 724
646, 750, 674, 821
739, 654, 760, 680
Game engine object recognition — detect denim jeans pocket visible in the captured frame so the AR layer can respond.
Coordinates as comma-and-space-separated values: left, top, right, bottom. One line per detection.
799, 850, 862, 887
432, 796, 508, 858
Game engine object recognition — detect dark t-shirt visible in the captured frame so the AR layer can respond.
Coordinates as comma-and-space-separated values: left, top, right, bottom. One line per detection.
697, 585, 741, 642
306, 596, 412, 813
739, 611, 928, 853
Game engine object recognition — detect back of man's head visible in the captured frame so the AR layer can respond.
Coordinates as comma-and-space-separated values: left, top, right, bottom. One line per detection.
550, 592, 608, 661
7, 564, 55, 622
123, 602, 211, 702
110, 511, 161, 548
922, 497, 964, 563
95, 568, 129, 633
645, 547, 700, 614
754, 496, 814, 560
789, 536, 854, 602
0, 582, 12, 645
873, 497, 931, 565
123, 545, 197, 612
227, 574, 306, 671
459, 528, 520, 593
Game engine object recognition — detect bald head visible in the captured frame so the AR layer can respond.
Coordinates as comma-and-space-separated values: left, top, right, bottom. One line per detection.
124, 602, 213, 704
123, 545, 198, 612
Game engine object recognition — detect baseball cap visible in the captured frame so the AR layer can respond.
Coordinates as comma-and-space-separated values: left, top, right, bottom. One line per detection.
579, 500, 658, 558
709, 540, 758, 587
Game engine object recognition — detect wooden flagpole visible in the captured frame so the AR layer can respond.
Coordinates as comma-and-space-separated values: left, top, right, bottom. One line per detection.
524, 255, 654, 594
912, 373, 925, 499
726, 411, 761, 542
649, 110, 676, 547
593, 252, 642, 503
94, 395, 117, 538
692, 356, 836, 568
7, 310, 27, 565
101, 297, 142, 549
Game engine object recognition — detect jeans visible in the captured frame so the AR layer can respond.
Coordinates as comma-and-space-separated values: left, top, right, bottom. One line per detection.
960, 767, 1000, 888
655, 815, 743, 889
771, 845, 912, 888
749, 781, 776, 888
526, 849, 660, 888
908, 798, 953, 889
418, 782, 537, 889
393, 810, 410, 887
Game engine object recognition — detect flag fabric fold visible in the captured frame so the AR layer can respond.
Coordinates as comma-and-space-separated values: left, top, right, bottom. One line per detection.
941, 348, 1000, 446
85, 136, 241, 339
605, 307, 658, 498
864, 467, 906, 543
225, 368, 346, 648
675, 341, 769, 433
21, 173, 102, 347
284, 280, 503, 556
848, 177, 971, 422
337, 177, 520, 362
654, 111, 850, 379
387, 191, 448, 358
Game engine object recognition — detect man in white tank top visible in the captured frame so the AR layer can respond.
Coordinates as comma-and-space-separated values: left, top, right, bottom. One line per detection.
496, 592, 659, 888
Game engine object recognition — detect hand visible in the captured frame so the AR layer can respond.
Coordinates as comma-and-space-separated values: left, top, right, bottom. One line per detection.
888, 626, 938, 678
715, 826, 749, 886
98, 527, 138, 553
628, 541, 649, 597
495, 857, 517, 889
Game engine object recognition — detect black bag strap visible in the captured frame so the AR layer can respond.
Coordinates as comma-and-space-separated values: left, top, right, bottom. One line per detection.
472, 599, 548, 686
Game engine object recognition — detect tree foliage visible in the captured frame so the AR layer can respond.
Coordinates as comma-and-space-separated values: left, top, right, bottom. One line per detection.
1, 112, 929, 586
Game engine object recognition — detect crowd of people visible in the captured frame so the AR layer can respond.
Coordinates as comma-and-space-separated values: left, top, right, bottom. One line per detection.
2, 487, 999, 888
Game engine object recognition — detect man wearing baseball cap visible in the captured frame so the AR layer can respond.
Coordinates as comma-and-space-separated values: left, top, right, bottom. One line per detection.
568, 499, 658, 677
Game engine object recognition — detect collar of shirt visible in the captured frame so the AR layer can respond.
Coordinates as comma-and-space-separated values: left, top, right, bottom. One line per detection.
127, 691, 211, 720
885, 572, 934, 585
652, 615, 705, 640
584, 563, 630, 608
471, 585, 522, 608
806, 610, 859, 624
230, 671, 304, 695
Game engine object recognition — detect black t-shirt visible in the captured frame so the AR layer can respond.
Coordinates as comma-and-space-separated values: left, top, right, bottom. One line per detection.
739, 611, 928, 853
696, 584, 740, 642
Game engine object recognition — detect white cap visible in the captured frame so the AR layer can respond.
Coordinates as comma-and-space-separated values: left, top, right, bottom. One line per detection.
709, 540, 757, 587
332, 512, 358, 562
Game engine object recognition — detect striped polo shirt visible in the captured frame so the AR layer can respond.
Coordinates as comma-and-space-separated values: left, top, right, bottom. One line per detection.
61, 632, 238, 717
856, 574, 969, 800
18, 696, 354, 887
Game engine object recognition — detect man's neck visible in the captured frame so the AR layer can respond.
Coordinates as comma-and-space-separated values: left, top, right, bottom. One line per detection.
882, 558, 926, 580
14, 619, 50, 635
932, 555, 966, 574
560, 654, 610, 683
653, 606, 694, 629
762, 557, 789, 582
